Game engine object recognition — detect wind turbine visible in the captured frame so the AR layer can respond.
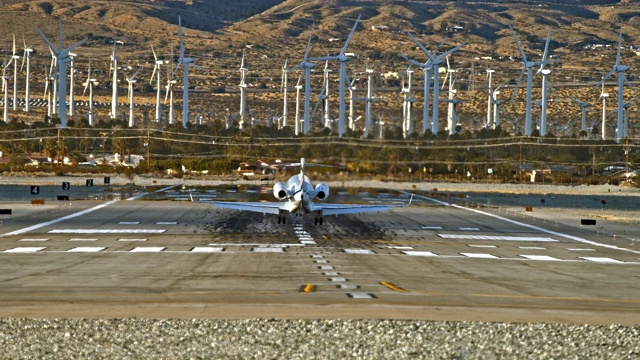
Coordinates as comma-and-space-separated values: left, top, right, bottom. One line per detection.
21, 36, 33, 112
442, 56, 459, 135
239, 50, 248, 129
536, 28, 553, 136
347, 75, 361, 132
294, 75, 302, 135
486, 69, 495, 128
38, 18, 87, 128
10, 35, 19, 111
509, 25, 551, 137
599, 79, 609, 140
174, 15, 205, 129
320, 60, 331, 129
362, 62, 375, 138
2, 59, 10, 123
109, 41, 120, 119
48, 48, 57, 115
43, 64, 54, 119
82, 61, 98, 126
310, 15, 361, 137
595, 22, 634, 142
281, 59, 289, 129
164, 48, 176, 125
407, 33, 466, 134
491, 86, 504, 129
401, 66, 415, 138
68, 52, 76, 116
150, 46, 165, 123
288, 25, 316, 134
569, 97, 591, 132
124, 68, 141, 127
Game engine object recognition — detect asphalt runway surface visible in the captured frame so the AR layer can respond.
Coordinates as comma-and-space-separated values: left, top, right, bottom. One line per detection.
0, 184, 639, 325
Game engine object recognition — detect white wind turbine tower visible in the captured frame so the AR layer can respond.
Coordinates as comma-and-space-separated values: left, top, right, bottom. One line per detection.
2, 60, 10, 123
536, 29, 552, 136
150, 47, 165, 123
569, 97, 591, 132
281, 59, 289, 129
82, 61, 98, 126
48, 48, 57, 115
401, 66, 415, 138
407, 33, 466, 134
165, 48, 176, 125
310, 15, 361, 137
362, 62, 374, 138
124, 68, 141, 127
10, 35, 19, 111
442, 56, 458, 135
68, 52, 76, 116
599, 79, 609, 140
43, 64, 54, 119
175, 15, 205, 129
509, 25, 551, 136
486, 69, 494, 128
595, 22, 633, 143
109, 41, 119, 119
38, 18, 87, 128
321, 60, 331, 129
238, 50, 248, 129
491, 86, 504, 128
21, 36, 33, 112
294, 75, 303, 135
348, 75, 361, 131
288, 25, 316, 134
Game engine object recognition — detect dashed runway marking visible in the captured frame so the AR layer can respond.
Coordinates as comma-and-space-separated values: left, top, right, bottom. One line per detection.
118, 238, 147, 242
343, 249, 376, 255
18, 238, 49, 242
49, 229, 166, 234
67, 247, 106, 253
130, 247, 166, 253
439, 234, 558, 242
461, 253, 499, 259
568, 248, 596, 252
68, 238, 98, 242
519, 246, 547, 250
468, 244, 497, 248
520, 255, 561, 261
403, 251, 438, 257
337, 284, 359, 289
347, 293, 375, 299
155, 221, 178, 225
459, 227, 481, 231
252, 247, 285, 253
581, 257, 624, 264
379, 245, 414, 250
118, 221, 141, 225
421, 226, 443, 230
191, 247, 224, 253
328, 277, 347, 282
318, 265, 334, 270
4, 247, 46, 253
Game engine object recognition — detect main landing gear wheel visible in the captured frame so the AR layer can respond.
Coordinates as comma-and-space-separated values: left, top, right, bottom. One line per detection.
277, 216, 286, 224
314, 216, 323, 225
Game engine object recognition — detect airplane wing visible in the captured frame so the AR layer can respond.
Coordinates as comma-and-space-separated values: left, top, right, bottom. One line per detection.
204, 201, 286, 215
314, 203, 394, 216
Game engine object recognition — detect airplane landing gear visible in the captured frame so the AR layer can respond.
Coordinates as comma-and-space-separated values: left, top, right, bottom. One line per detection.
314, 215, 323, 225
277, 214, 286, 224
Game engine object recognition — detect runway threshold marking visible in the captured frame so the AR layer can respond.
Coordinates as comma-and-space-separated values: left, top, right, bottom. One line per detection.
3, 247, 45, 253
402, 191, 640, 255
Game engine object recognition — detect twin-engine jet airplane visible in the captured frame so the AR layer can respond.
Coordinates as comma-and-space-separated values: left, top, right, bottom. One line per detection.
198, 158, 410, 225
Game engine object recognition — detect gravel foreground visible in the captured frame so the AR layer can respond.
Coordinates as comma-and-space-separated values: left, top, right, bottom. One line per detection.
0, 318, 639, 359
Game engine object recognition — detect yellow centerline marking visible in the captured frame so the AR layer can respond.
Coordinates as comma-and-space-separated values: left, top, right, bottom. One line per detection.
380, 281, 408, 292
302, 284, 316, 293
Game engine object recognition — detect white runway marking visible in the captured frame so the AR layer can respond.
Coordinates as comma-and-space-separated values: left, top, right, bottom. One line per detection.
311, 255, 324, 259
155, 222, 178, 225
68, 238, 98, 242
380, 245, 414, 250
18, 238, 49, 242
347, 293, 374, 299
520, 255, 561, 261
323, 272, 340, 276
118, 238, 147, 242
329, 277, 347, 282
2, 200, 119, 236
318, 265, 334, 270
468, 244, 497, 248
130, 247, 166, 253
4, 247, 46, 253
252, 247, 284, 253
461, 253, 499, 259
118, 221, 141, 225
191, 247, 224, 253
343, 249, 376, 254
519, 246, 547, 250
337, 284, 359, 289
300, 240, 317, 245
581, 257, 624, 264
568, 248, 596, 252
421, 226, 443, 230
459, 227, 481, 231
314, 260, 328, 264
49, 229, 166, 234
211, 243, 303, 247
403, 251, 438, 257
67, 247, 105, 253
439, 234, 558, 242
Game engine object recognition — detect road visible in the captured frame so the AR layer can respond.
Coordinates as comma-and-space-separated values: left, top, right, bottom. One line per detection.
0, 185, 638, 325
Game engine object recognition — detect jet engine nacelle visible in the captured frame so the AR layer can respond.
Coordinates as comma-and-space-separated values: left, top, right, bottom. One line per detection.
314, 183, 329, 201
273, 182, 288, 200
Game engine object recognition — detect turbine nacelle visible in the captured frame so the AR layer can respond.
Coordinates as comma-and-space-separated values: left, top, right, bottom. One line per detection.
273, 182, 288, 200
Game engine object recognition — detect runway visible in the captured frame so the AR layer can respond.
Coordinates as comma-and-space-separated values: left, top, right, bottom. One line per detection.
0, 185, 639, 324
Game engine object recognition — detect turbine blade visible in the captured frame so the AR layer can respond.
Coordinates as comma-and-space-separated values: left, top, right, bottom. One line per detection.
150, 65, 157, 84
615, 21, 623, 67
178, 16, 185, 59
66, 38, 87, 53
509, 66, 526, 105
407, 32, 436, 61
340, 14, 361, 56
509, 24, 528, 63
541, 28, 552, 63
38, 29, 58, 54
302, 24, 314, 62
152, 46, 158, 62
